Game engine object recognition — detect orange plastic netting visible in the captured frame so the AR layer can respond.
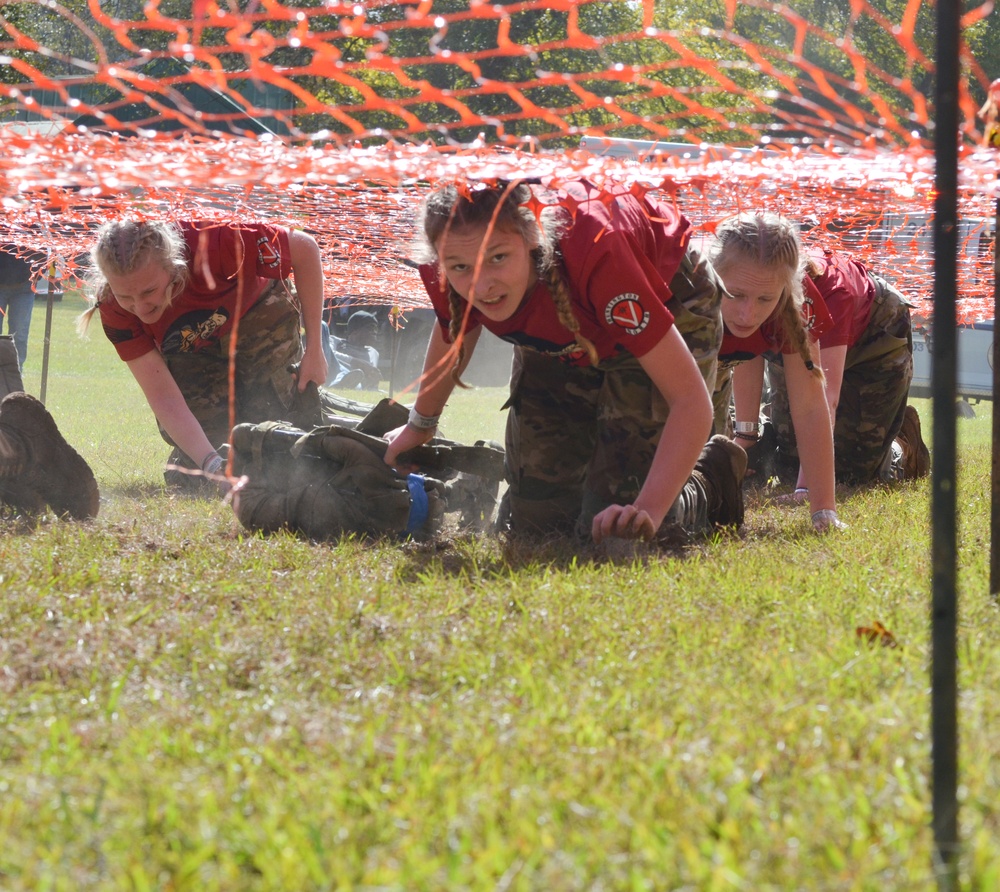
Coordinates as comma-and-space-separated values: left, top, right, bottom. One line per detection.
1, 0, 999, 321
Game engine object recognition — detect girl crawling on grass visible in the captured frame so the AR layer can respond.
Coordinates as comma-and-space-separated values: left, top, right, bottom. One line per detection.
383, 178, 746, 545
708, 214, 924, 533
80, 220, 328, 491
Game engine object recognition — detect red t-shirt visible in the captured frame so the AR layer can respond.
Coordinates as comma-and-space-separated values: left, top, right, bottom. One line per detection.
99, 221, 292, 362
805, 249, 875, 349
719, 278, 835, 364
420, 180, 691, 366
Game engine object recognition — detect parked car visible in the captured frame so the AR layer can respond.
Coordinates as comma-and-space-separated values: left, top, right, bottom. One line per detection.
910, 320, 995, 413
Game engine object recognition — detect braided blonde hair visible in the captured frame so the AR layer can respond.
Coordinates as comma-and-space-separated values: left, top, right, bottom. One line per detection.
416, 181, 598, 379
708, 212, 823, 378
77, 220, 189, 334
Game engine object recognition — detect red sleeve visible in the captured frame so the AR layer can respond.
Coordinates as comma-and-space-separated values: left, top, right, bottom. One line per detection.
801, 278, 835, 347
187, 223, 292, 285
98, 299, 156, 362
573, 229, 676, 358
807, 253, 874, 349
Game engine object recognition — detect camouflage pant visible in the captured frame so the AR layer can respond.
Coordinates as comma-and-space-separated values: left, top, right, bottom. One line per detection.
0, 335, 24, 400
504, 247, 723, 538
162, 281, 322, 463
712, 358, 745, 438
769, 275, 913, 483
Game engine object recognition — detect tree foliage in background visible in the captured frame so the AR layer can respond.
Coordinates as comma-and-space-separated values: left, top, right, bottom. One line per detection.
1, 0, 995, 147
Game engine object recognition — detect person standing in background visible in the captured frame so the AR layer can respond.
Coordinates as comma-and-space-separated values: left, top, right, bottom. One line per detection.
0, 243, 40, 370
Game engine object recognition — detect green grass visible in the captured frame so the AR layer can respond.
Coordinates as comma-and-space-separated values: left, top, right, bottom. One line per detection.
1, 297, 998, 890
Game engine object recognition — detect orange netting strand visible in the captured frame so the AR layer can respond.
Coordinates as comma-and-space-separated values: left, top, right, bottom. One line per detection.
1, 0, 998, 322
2, 134, 998, 321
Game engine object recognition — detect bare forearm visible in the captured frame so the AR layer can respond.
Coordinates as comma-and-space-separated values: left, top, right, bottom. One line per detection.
288, 229, 328, 386
732, 355, 765, 426
382, 324, 471, 467
288, 230, 324, 340
795, 403, 836, 512
148, 390, 216, 466
127, 352, 217, 468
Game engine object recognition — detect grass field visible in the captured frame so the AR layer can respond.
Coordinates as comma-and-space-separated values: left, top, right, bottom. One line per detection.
1, 297, 998, 890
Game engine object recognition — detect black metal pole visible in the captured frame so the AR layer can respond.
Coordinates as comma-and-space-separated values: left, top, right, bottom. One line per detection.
991, 179, 1000, 595
931, 0, 961, 886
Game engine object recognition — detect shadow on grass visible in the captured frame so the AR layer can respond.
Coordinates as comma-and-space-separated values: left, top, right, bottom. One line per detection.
391, 522, 738, 581
101, 482, 170, 500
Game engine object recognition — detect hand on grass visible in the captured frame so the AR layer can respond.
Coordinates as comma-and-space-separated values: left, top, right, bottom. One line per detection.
592, 503, 656, 544
775, 487, 809, 505
811, 509, 847, 533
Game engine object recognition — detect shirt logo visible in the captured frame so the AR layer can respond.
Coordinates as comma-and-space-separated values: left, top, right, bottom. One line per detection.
161, 308, 231, 354
802, 295, 816, 330
605, 293, 649, 335
257, 237, 280, 268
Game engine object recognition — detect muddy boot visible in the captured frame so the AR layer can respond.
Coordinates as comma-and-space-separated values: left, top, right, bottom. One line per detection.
0, 336, 24, 399
895, 405, 930, 479
0, 393, 100, 519
691, 435, 748, 528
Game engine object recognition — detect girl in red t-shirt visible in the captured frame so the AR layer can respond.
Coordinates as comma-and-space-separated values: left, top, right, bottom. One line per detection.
80, 220, 328, 490
766, 248, 927, 486
384, 179, 745, 545
708, 213, 844, 532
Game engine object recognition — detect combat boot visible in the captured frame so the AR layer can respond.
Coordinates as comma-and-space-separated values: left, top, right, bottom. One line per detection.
691, 435, 748, 527
895, 405, 930, 479
0, 393, 100, 519
0, 335, 24, 399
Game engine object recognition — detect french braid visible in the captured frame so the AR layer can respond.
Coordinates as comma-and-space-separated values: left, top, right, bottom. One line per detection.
542, 253, 598, 366
446, 285, 470, 379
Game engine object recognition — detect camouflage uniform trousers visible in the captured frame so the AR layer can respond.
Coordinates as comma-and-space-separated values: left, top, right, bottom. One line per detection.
0, 335, 24, 400
768, 274, 914, 484
504, 246, 724, 538
162, 281, 323, 470
712, 360, 741, 439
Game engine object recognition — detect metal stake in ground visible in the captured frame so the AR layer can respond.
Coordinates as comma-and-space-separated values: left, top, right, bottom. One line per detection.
39, 276, 55, 405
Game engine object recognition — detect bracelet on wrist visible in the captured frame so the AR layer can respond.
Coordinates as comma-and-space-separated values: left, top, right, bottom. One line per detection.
201, 450, 224, 474
408, 406, 441, 430
734, 431, 759, 442
734, 420, 759, 435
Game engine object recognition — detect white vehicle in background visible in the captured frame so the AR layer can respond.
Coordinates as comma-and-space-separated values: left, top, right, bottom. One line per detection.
910, 320, 995, 414
879, 211, 995, 411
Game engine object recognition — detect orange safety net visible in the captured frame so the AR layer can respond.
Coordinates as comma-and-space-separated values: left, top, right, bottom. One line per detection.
1, 0, 999, 322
